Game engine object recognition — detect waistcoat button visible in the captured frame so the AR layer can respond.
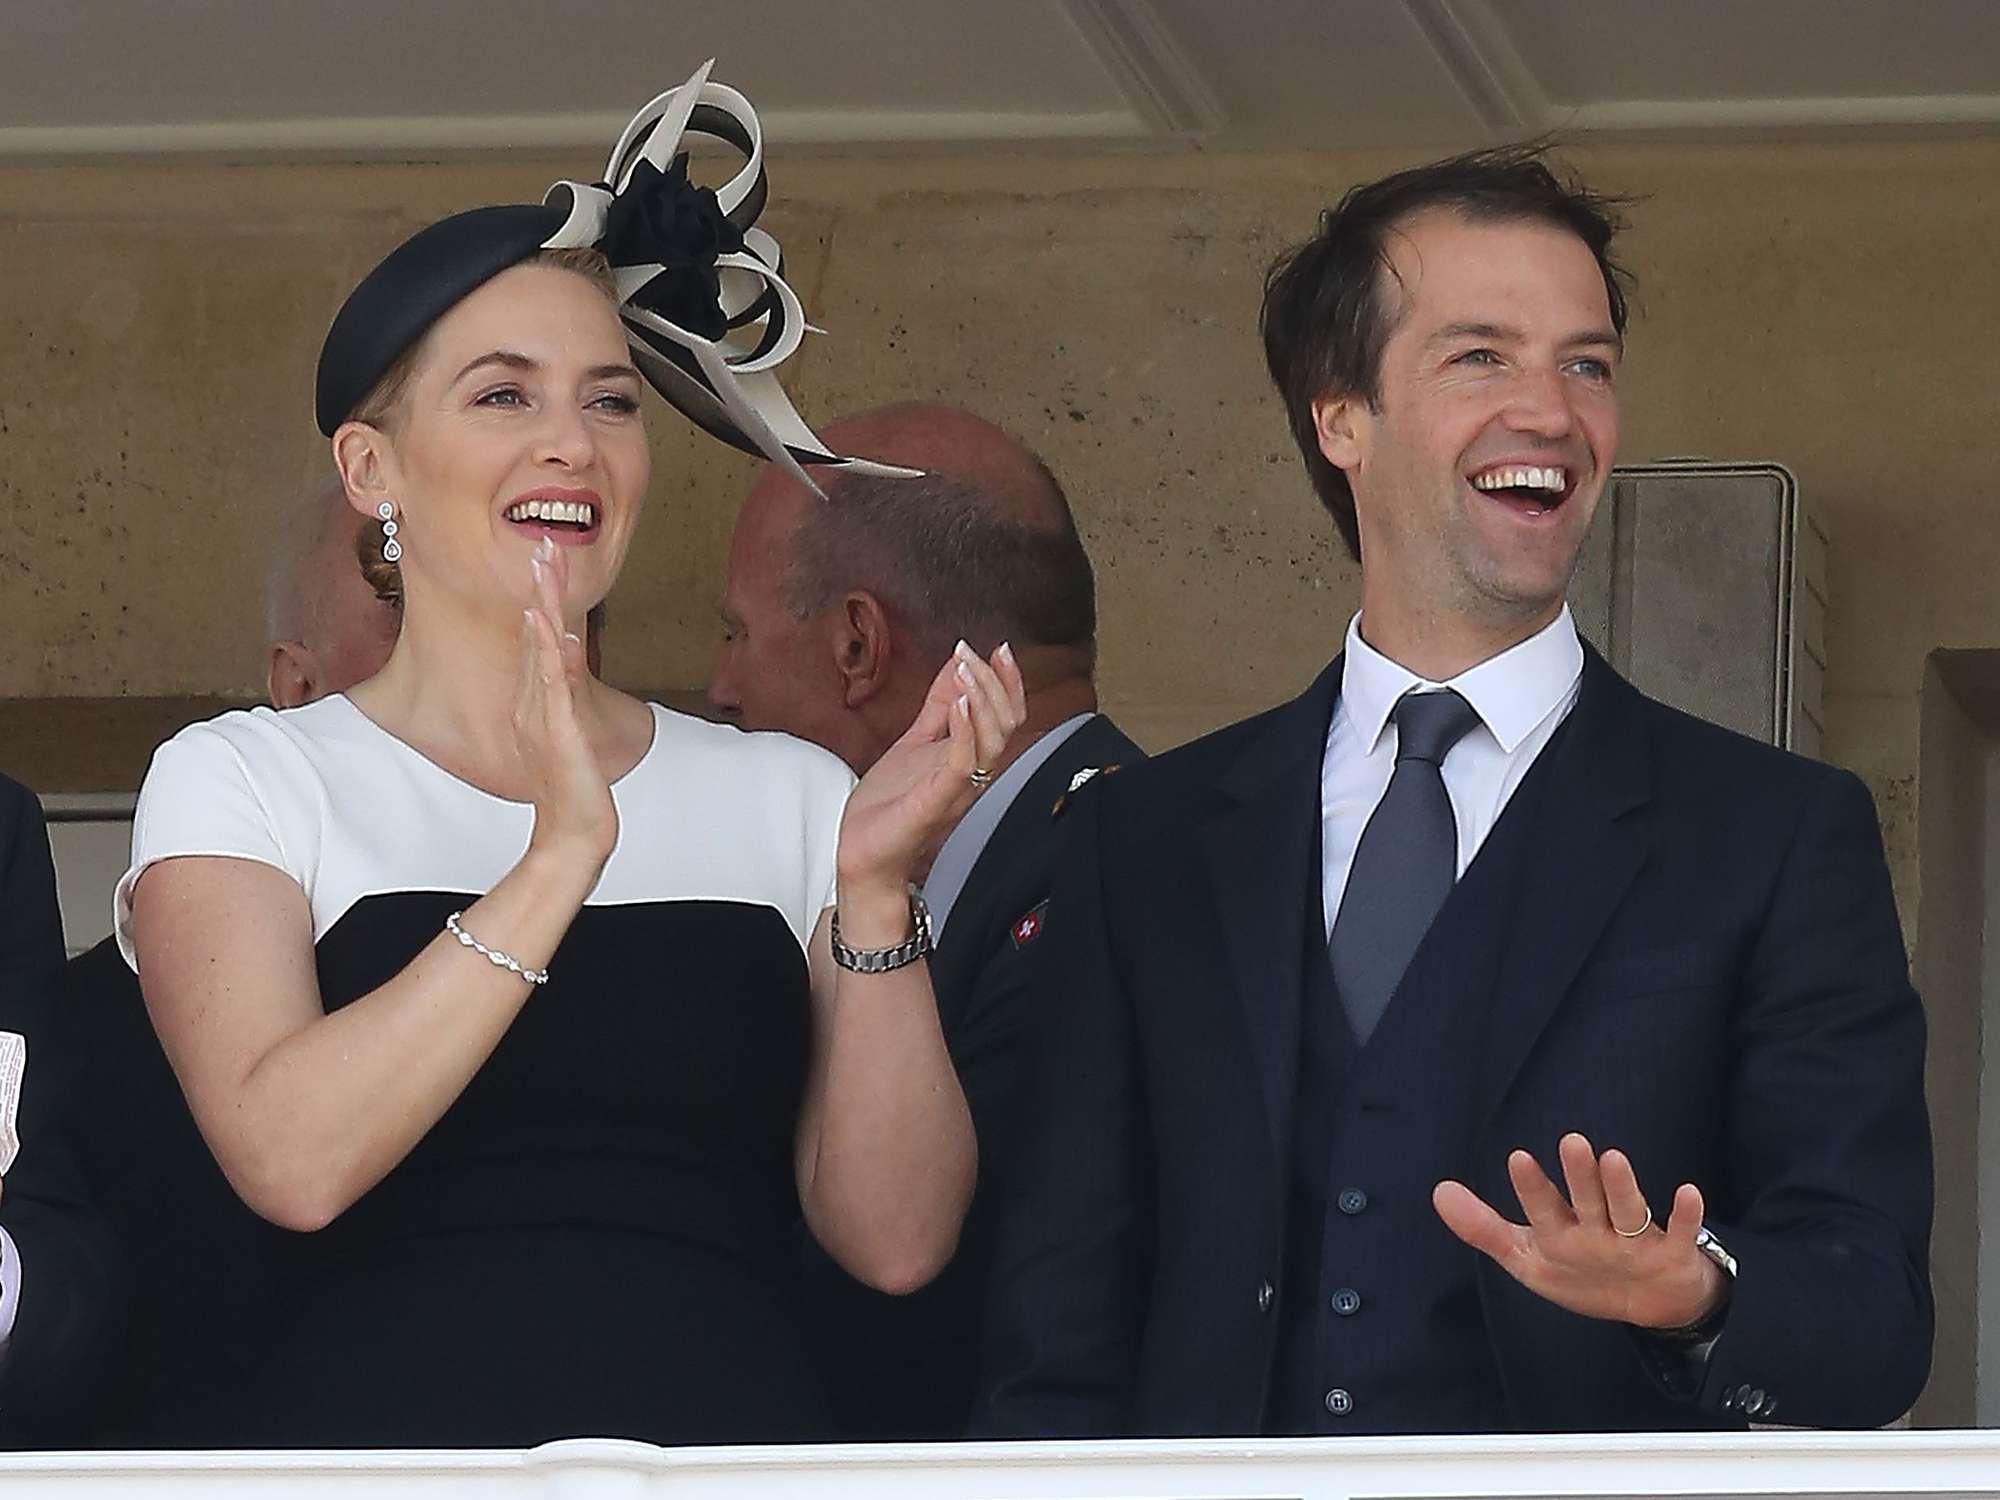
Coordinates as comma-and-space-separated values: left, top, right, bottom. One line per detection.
1324, 1388, 1354, 1416
1256, 1280, 1276, 1314
1337, 1188, 1369, 1215
1332, 1288, 1362, 1316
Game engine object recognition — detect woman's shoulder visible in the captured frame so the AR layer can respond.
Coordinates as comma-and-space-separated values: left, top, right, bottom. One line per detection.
144, 696, 381, 799
163, 692, 356, 752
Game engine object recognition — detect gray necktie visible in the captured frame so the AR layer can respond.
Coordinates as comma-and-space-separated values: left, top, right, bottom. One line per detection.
1329, 688, 1483, 1044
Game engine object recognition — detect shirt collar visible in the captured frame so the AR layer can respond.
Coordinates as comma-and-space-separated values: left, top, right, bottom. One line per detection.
1340, 605, 1584, 756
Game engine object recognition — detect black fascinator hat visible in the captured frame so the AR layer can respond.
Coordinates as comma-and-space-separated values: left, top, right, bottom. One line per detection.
314, 60, 912, 491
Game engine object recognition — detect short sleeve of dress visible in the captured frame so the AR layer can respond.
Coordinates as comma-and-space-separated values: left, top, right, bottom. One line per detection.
115, 717, 309, 972
806, 753, 858, 924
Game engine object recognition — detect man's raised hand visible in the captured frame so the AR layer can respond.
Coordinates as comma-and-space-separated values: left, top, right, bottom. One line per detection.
1433, 1133, 1725, 1331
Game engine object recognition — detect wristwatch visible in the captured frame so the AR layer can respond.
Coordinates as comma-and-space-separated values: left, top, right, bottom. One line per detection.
1656, 1224, 1738, 1344
1694, 1224, 1739, 1278
829, 889, 934, 974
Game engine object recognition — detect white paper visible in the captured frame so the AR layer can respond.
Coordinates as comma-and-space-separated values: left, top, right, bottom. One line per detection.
0, 1031, 23, 1175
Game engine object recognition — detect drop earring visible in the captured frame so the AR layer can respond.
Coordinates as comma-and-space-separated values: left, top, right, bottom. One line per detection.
378, 501, 403, 564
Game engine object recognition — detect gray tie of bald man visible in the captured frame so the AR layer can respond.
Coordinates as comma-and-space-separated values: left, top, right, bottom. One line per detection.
1330, 688, 1484, 1044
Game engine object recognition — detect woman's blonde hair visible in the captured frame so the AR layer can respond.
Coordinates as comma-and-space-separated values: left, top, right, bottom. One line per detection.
350, 246, 622, 590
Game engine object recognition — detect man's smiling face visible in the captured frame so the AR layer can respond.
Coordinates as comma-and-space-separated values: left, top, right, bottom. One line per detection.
1316, 209, 1622, 636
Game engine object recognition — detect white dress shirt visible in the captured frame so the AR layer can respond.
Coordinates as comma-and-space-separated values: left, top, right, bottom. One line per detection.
1321, 608, 1585, 939
923, 713, 1095, 945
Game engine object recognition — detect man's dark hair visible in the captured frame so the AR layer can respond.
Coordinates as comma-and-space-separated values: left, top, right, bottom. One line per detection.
1260, 143, 1633, 560
786, 464, 1097, 670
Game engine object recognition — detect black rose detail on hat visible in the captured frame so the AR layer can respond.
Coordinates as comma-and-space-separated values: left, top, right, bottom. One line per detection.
599, 155, 747, 342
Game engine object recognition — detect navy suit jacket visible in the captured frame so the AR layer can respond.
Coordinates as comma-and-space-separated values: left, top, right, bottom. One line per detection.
979, 648, 1932, 1435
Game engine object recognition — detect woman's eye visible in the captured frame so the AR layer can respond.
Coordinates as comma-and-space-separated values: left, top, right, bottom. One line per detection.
591, 393, 641, 414
475, 387, 525, 408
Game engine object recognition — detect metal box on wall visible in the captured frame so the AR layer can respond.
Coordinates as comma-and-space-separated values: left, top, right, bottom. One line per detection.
1570, 461, 1825, 756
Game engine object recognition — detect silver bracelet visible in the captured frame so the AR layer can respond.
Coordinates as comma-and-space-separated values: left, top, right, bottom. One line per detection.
445, 912, 550, 986
829, 889, 933, 974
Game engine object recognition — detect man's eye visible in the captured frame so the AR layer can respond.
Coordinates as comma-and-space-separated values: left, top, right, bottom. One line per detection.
1568, 357, 1614, 381
1454, 348, 1502, 367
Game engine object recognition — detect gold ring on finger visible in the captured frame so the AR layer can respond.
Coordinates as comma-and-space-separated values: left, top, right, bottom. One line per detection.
1613, 1205, 1654, 1239
968, 766, 995, 788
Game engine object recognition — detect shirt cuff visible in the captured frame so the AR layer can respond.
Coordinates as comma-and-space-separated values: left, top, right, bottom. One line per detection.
0, 1222, 20, 1362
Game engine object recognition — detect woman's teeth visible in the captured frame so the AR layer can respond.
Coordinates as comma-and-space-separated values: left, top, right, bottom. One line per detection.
1470, 466, 1568, 494
504, 499, 597, 526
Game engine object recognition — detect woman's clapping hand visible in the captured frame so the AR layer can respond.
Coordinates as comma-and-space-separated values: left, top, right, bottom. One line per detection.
835, 641, 1027, 899
514, 539, 618, 870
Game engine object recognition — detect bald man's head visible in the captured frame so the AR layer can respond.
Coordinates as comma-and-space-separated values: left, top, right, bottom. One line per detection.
265, 475, 401, 709
711, 403, 1099, 773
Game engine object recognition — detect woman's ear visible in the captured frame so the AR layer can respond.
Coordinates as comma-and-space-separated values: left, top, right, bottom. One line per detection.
332, 422, 395, 520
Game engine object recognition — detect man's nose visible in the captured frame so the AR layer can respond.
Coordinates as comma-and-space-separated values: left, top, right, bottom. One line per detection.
707, 649, 740, 712
1501, 365, 1575, 438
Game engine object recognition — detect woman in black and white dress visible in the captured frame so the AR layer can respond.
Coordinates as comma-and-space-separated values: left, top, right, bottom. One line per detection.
119, 70, 1021, 1448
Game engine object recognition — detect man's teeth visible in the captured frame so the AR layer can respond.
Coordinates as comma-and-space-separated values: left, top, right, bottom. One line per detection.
1470, 466, 1568, 493
504, 499, 598, 526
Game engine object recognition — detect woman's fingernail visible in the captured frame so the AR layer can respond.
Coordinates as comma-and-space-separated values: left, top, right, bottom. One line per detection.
954, 639, 973, 661
956, 660, 977, 688
536, 535, 556, 562
955, 694, 970, 716
564, 631, 582, 647
997, 641, 1015, 666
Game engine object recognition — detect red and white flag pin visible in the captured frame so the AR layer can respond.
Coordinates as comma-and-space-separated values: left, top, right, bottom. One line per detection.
1010, 900, 1050, 949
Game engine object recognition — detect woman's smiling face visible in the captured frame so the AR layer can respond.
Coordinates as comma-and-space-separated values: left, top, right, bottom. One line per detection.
367, 260, 652, 625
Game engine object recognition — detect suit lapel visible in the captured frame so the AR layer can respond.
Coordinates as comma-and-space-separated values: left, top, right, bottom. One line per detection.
1200, 658, 1343, 1159
929, 715, 1141, 1000
1475, 647, 1654, 1127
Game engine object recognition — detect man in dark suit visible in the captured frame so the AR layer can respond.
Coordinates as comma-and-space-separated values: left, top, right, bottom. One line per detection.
0, 475, 401, 1445
711, 403, 1142, 1439
978, 146, 1932, 1437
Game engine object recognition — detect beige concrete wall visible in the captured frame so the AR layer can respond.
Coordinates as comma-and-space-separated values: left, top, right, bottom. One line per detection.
3, 138, 1997, 905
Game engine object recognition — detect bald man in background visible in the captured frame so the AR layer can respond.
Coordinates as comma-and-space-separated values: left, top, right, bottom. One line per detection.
0, 476, 402, 1446
711, 404, 1142, 1439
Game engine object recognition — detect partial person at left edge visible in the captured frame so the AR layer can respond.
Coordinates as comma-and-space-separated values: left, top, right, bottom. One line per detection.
0, 473, 402, 1447
0, 768, 66, 1434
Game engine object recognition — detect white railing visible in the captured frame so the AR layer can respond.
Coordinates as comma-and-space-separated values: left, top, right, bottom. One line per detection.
1, 1431, 1997, 1499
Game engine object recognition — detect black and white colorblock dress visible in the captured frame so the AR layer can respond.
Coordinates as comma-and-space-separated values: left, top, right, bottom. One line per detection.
116, 696, 853, 1448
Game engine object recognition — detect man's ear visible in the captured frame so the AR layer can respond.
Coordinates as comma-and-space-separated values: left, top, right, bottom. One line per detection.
833, 591, 893, 709
266, 640, 318, 710
332, 421, 395, 520
1310, 391, 1364, 475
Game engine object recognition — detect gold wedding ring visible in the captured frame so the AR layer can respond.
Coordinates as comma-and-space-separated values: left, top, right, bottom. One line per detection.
1613, 1205, 1655, 1239
968, 766, 995, 788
